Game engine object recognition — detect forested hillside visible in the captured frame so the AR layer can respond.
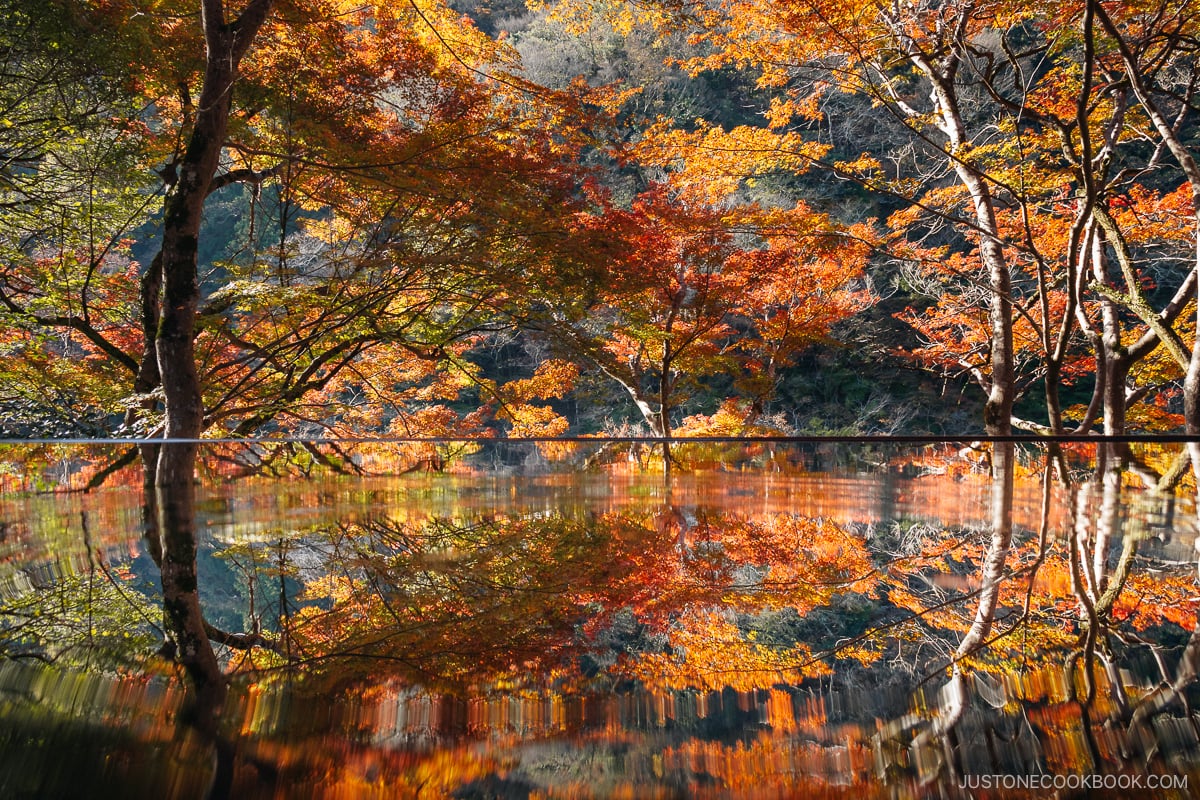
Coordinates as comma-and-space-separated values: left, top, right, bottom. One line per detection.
2, 0, 1199, 440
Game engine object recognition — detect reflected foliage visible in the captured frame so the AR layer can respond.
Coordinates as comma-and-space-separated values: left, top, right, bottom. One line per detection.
1, 441, 1199, 797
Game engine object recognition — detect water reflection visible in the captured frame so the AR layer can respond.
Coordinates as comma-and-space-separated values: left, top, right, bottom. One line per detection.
0, 440, 1198, 797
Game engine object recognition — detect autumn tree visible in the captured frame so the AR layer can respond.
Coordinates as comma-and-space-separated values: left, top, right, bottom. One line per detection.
0, 0, 621, 456
0, 0, 623, 748
516, 180, 872, 436
888, 3, 1197, 435
1084, 0, 1200, 434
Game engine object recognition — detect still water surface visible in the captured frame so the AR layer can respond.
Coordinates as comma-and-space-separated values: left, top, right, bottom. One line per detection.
1, 440, 1198, 798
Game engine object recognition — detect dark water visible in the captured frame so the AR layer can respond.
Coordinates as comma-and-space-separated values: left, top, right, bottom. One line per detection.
1, 439, 1198, 798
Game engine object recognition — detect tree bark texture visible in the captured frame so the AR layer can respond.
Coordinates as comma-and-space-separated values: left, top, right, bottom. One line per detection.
156, 0, 273, 485
898, 13, 1015, 436
1091, 1, 1200, 434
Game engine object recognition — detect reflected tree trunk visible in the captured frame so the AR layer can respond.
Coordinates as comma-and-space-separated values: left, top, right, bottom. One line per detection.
156, 444, 226, 718
1126, 444, 1200, 757
959, 441, 1015, 658
915, 441, 1014, 774
139, 442, 162, 564
1091, 445, 1122, 599
139, 443, 169, 656
141, 444, 233, 797
1128, 623, 1200, 763
1090, 449, 1139, 624
1066, 446, 1113, 768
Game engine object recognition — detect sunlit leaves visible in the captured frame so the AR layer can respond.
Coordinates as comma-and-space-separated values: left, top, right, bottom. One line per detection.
0, 0, 161, 432
632, 121, 830, 205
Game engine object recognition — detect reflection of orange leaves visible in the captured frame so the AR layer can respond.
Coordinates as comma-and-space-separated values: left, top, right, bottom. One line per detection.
800, 521, 876, 586
883, 585, 979, 634
885, 585, 929, 618
1114, 572, 1198, 630
300, 574, 357, 604
1029, 560, 1074, 606
662, 735, 875, 795
402, 747, 500, 799
717, 515, 878, 613
280, 739, 500, 799
624, 609, 830, 692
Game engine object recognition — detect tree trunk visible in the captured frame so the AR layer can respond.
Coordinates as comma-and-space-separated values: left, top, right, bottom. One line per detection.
1102, 356, 1129, 437
658, 343, 673, 438
942, 125, 1014, 437
1186, 261, 1200, 435
1097, 234, 1127, 435
1043, 360, 1065, 436
981, 232, 1016, 437
908, 38, 1015, 436
148, 1, 274, 782
1092, 1, 1200, 433
155, 0, 273, 485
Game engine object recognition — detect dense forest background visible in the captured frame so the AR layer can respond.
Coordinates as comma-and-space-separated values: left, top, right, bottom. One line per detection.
4, 0, 1200, 441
